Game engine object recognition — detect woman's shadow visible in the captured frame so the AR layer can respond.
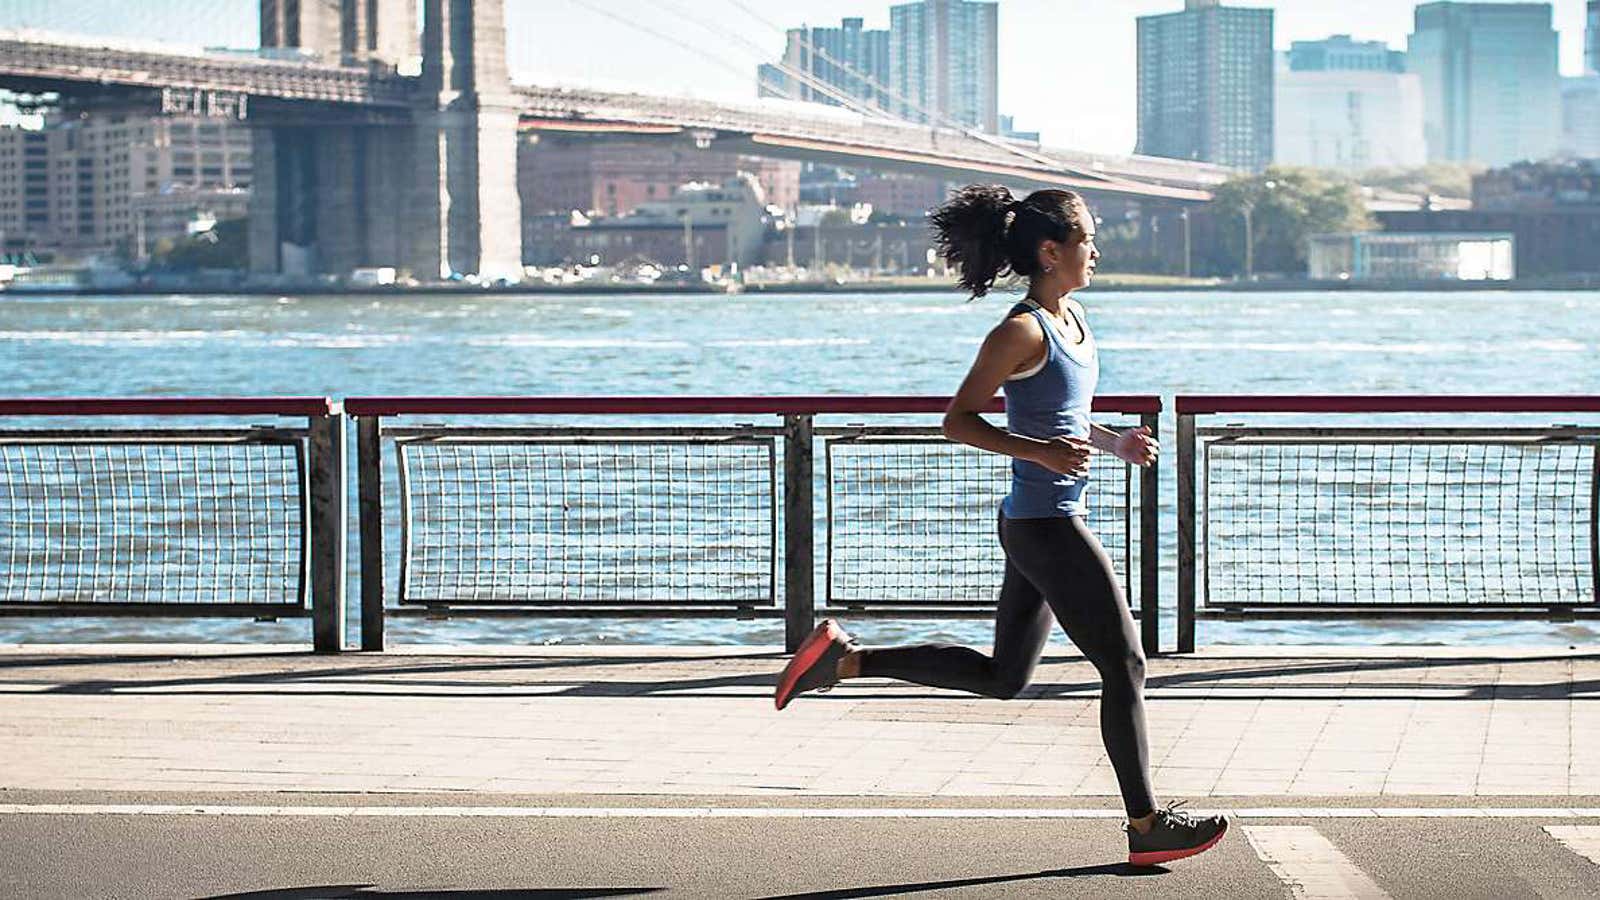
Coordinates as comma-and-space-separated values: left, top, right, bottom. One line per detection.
754, 861, 1168, 899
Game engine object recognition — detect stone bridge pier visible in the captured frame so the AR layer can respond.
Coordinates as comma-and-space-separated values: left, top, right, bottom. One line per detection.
249, 0, 523, 282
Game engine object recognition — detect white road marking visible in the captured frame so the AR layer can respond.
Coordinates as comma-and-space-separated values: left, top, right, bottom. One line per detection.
1544, 825, 1600, 867
0, 804, 1597, 819
1243, 825, 1390, 899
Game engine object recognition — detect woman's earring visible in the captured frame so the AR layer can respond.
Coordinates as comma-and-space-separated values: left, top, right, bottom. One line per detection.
1043, 264, 1054, 274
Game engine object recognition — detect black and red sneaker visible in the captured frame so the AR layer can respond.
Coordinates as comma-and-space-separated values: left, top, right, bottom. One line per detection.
774, 619, 857, 711
1127, 802, 1228, 867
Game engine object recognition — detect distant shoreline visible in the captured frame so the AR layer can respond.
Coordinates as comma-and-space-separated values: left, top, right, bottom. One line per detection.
4, 276, 1597, 298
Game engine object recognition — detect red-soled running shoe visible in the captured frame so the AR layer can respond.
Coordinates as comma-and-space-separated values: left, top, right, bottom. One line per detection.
774, 619, 857, 711
1126, 801, 1229, 867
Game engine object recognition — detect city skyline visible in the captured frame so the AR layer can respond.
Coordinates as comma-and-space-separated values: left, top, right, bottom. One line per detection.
0, 0, 1594, 155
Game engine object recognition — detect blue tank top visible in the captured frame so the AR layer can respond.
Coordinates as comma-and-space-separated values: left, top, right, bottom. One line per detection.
1000, 300, 1099, 519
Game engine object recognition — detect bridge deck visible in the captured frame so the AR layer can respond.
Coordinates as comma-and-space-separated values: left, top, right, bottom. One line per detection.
0, 30, 1227, 201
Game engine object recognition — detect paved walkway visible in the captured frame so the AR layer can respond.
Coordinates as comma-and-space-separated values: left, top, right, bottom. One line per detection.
1, 644, 1596, 798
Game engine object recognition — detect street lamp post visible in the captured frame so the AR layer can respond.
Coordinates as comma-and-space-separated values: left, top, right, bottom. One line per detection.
680, 211, 695, 273
1241, 202, 1254, 281
1243, 180, 1278, 281
1179, 207, 1192, 278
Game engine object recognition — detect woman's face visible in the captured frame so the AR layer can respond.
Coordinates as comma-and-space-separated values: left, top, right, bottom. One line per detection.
1040, 201, 1100, 292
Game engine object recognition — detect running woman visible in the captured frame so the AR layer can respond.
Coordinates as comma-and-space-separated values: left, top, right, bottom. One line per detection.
773, 186, 1227, 867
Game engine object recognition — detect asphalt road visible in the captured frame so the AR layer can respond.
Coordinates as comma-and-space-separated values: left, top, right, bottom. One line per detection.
5, 794, 1600, 899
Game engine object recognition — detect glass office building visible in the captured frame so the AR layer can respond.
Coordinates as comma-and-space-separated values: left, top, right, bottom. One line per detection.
1408, 2, 1560, 166
888, 0, 999, 133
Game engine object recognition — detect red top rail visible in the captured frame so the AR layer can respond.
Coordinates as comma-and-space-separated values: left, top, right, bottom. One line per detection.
344, 395, 1164, 417
1176, 395, 1600, 415
0, 398, 337, 417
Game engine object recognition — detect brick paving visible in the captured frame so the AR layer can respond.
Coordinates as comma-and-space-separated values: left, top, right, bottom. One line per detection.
1, 645, 1596, 798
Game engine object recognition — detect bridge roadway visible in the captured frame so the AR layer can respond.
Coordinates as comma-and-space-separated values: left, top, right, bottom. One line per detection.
2, 644, 1597, 897
0, 29, 1226, 201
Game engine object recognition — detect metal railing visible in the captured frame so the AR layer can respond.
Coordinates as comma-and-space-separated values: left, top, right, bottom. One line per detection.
344, 396, 1163, 654
11, 393, 1598, 655
1175, 396, 1600, 652
0, 398, 347, 650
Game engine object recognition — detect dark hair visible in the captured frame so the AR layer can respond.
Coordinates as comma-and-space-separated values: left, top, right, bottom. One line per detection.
928, 185, 1088, 297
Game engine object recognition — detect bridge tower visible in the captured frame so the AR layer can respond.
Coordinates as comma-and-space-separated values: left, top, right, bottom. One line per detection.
259, 0, 418, 67
410, 0, 524, 280
249, 0, 521, 281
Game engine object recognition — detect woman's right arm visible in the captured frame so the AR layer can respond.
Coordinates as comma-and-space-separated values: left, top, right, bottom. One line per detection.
941, 318, 1091, 477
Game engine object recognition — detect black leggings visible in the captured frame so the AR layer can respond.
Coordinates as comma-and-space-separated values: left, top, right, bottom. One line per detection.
857, 514, 1156, 818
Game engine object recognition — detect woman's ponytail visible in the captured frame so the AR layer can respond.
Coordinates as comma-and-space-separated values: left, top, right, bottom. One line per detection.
928, 184, 1016, 298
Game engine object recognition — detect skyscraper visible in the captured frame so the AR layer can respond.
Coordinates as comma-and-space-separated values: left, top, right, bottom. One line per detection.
888, 0, 999, 133
1561, 76, 1600, 158
1276, 36, 1425, 170
1588, 0, 1599, 74
1407, 2, 1560, 166
1136, 0, 1275, 171
1287, 35, 1406, 73
756, 18, 891, 112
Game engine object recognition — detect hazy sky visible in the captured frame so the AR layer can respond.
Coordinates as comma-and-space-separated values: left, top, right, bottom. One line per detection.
1, 0, 1593, 154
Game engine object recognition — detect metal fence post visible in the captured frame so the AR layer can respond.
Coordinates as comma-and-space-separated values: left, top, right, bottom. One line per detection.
356, 414, 385, 651
1139, 411, 1161, 657
308, 407, 347, 653
1175, 409, 1197, 653
783, 413, 815, 653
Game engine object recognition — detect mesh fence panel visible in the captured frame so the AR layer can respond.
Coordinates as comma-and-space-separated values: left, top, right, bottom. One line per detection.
1203, 433, 1598, 607
0, 438, 305, 606
398, 437, 776, 605
826, 434, 1133, 606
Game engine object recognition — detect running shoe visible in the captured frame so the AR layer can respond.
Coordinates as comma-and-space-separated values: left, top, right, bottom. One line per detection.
1126, 801, 1228, 867
774, 619, 858, 710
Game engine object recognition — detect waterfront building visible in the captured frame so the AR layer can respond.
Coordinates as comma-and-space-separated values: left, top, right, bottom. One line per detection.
756, 18, 891, 112
518, 140, 799, 220
1473, 159, 1600, 211
1308, 231, 1515, 281
889, 0, 999, 133
564, 174, 770, 270
1275, 36, 1426, 170
1407, 2, 1560, 166
1136, 0, 1275, 171
1379, 162, 1600, 277
851, 172, 950, 220
0, 113, 251, 259
0, 126, 50, 257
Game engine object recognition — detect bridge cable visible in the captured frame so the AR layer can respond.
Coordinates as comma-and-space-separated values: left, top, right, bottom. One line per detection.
558, 0, 898, 124
642, 0, 904, 122
715, 0, 1107, 182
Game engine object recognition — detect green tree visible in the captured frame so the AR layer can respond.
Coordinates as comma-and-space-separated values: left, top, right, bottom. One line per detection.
1206, 167, 1373, 277
1358, 162, 1481, 200
155, 218, 249, 271
818, 208, 855, 227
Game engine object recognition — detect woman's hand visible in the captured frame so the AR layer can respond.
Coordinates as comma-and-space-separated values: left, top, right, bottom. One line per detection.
1112, 425, 1159, 467
1029, 436, 1093, 477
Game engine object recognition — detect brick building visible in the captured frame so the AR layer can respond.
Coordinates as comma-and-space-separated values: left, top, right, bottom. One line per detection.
519, 139, 800, 218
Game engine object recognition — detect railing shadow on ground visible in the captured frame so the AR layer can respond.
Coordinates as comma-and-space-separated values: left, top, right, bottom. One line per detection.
0, 650, 1596, 701
751, 863, 1168, 899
